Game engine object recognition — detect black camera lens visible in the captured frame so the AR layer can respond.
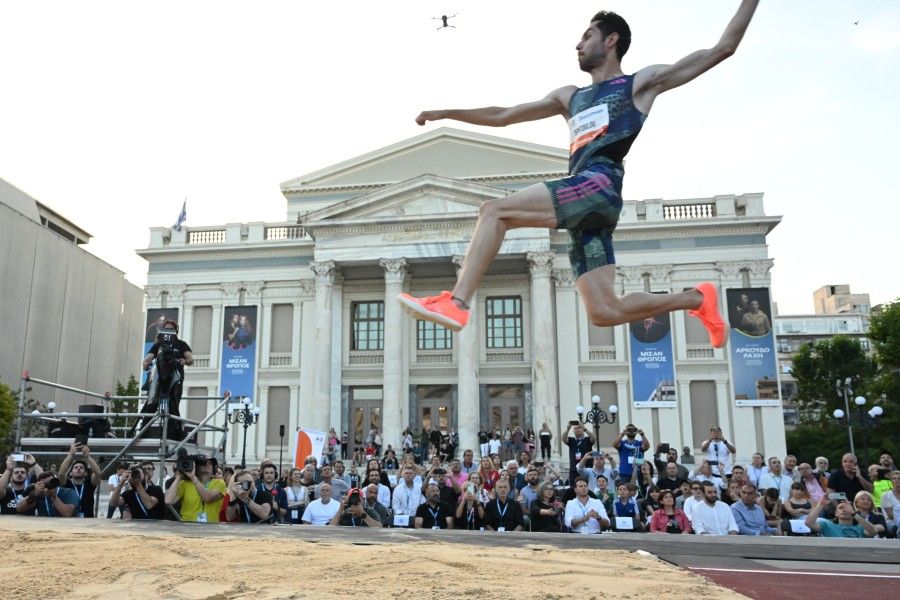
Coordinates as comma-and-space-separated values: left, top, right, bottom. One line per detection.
240, 480, 253, 491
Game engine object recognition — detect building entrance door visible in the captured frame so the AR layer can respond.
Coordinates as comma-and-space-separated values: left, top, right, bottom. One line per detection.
416, 385, 452, 433
486, 384, 525, 433
349, 387, 382, 454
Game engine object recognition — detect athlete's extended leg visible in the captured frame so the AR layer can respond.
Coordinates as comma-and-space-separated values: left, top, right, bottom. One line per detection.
398, 183, 557, 331
577, 265, 727, 347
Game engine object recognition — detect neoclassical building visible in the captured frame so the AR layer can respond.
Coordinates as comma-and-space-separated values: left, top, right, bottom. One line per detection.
140, 128, 785, 465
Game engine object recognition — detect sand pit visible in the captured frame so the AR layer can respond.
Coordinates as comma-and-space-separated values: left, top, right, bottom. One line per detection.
0, 519, 747, 599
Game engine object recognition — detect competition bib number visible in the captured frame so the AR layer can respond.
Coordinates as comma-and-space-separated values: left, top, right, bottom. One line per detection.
568, 104, 609, 154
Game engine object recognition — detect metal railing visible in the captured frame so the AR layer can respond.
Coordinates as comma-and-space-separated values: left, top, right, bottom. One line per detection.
15, 372, 231, 486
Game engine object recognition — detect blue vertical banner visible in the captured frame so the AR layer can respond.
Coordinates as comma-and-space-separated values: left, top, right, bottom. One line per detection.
219, 306, 258, 400
628, 311, 677, 408
142, 308, 179, 387
726, 288, 780, 407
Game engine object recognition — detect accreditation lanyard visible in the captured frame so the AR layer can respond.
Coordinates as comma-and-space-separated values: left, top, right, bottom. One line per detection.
73, 483, 85, 505
496, 499, 509, 527
467, 507, 476, 528
44, 497, 54, 516
134, 490, 150, 517
428, 505, 440, 528
243, 489, 258, 523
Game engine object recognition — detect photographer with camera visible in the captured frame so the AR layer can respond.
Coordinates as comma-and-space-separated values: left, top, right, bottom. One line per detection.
110, 465, 165, 520
613, 424, 650, 485
58, 440, 102, 518
164, 451, 226, 522
141, 320, 193, 433
224, 470, 273, 523
16, 471, 78, 517
329, 487, 383, 527
455, 480, 485, 530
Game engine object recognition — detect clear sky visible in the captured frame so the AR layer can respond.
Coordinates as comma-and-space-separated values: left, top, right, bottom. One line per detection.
1, 1, 897, 314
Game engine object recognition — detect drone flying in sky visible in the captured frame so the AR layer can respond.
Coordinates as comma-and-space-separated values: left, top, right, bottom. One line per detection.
433, 14, 457, 31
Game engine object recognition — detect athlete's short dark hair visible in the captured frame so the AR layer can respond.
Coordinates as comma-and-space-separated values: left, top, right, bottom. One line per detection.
591, 11, 631, 60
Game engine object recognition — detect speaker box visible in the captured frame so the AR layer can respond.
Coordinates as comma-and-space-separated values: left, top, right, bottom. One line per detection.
78, 404, 111, 437
48, 419, 81, 438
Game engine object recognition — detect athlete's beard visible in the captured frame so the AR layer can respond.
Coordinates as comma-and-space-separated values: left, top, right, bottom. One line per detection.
579, 47, 607, 73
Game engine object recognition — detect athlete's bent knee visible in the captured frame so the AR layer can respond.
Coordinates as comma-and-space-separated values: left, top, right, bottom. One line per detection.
586, 301, 622, 328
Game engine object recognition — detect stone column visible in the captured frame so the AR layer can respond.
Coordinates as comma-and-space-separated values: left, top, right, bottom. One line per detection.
553, 268, 578, 458
380, 258, 407, 451
310, 261, 336, 433
452, 255, 480, 456
527, 251, 559, 451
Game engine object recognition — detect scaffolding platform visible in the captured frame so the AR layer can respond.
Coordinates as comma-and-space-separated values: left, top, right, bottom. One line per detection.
14, 372, 231, 483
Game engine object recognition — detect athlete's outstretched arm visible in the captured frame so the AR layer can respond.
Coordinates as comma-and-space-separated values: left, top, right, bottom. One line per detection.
415, 86, 576, 127
634, 0, 759, 103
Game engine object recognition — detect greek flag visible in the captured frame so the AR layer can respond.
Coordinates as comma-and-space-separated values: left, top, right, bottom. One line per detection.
172, 199, 187, 231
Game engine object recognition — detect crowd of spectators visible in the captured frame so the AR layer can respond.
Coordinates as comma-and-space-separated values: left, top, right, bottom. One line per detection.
2, 423, 897, 540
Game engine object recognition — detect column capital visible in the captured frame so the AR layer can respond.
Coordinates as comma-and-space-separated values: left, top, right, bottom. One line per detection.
298, 279, 316, 296
646, 265, 674, 286
716, 259, 773, 279
552, 269, 576, 289
616, 266, 645, 282
243, 281, 266, 297
220, 282, 243, 297
527, 251, 555, 278
451, 254, 466, 274
379, 258, 408, 285
165, 284, 188, 299
310, 261, 337, 287
144, 285, 164, 300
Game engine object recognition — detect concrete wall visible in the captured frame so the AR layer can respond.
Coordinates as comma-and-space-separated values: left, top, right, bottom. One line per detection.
0, 201, 144, 409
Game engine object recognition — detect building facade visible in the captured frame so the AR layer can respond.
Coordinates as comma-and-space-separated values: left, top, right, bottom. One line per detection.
0, 178, 144, 407
139, 128, 786, 465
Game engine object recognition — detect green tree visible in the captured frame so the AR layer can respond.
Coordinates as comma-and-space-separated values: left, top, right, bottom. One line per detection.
110, 375, 141, 431
0, 377, 48, 459
790, 335, 877, 418
787, 325, 898, 466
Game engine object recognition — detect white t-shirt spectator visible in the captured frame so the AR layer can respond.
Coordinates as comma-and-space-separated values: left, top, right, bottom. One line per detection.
758, 472, 792, 502
564, 496, 609, 534
881, 489, 899, 528
392, 483, 424, 516
691, 500, 739, 536
704, 442, 732, 476
488, 438, 501, 456
107, 473, 120, 499
683, 496, 702, 522
302, 498, 340, 525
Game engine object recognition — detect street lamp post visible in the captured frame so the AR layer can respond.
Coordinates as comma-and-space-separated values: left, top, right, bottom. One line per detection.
576, 394, 618, 443
227, 396, 261, 469
833, 380, 885, 464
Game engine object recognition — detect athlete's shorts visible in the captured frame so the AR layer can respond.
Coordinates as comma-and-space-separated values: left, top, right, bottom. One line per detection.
544, 161, 625, 279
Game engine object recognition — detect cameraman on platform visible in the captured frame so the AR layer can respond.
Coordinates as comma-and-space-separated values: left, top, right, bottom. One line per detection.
164, 454, 225, 522
141, 319, 193, 434
110, 465, 166, 520
59, 441, 102, 518
16, 472, 78, 517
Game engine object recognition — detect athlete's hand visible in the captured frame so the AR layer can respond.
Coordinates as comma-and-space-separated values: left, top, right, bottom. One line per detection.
415, 110, 445, 126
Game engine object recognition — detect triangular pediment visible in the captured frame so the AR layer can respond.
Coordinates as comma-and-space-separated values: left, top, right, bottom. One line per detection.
302, 174, 505, 224
281, 127, 567, 191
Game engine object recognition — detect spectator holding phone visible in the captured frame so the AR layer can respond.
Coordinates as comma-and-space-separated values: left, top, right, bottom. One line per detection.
577, 451, 618, 492
805, 492, 876, 537
826, 453, 873, 500
564, 421, 595, 485
58, 441, 101, 518
612, 424, 649, 485
455, 481, 485, 530
700, 426, 735, 478
1, 456, 32, 514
